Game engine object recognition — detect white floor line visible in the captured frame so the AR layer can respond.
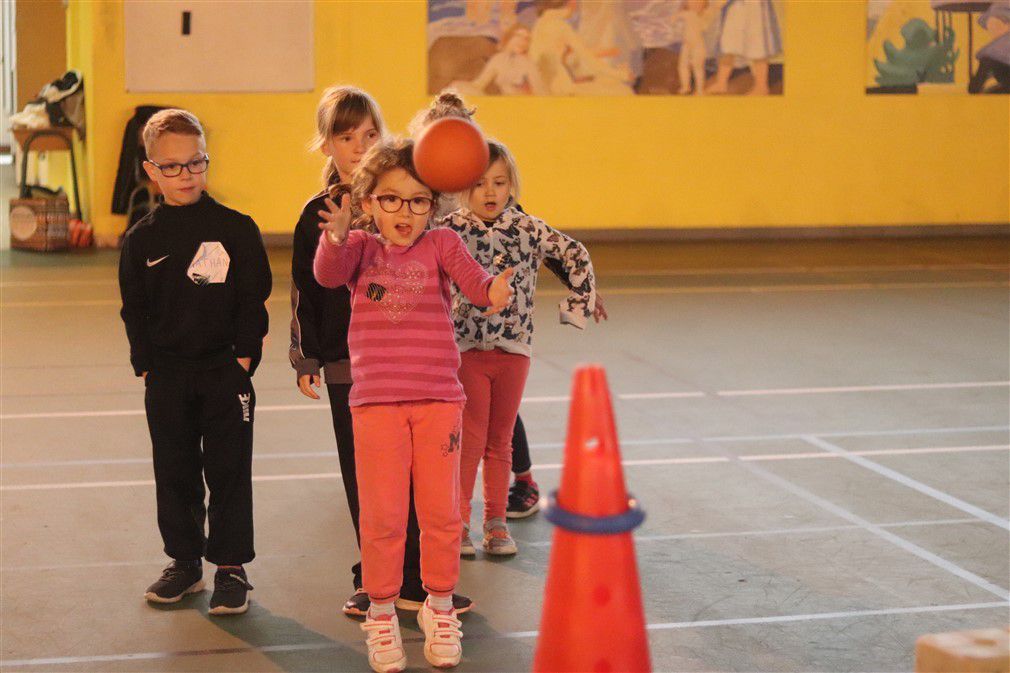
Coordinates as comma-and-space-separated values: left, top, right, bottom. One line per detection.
3, 380, 1007, 420
739, 445, 1010, 461
707, 424, 1009, 442
518, 517, 978, 548
1, 518, 978, 572
3, 263, 1004, 288
536, 281, 1009, 297
722, 451, 1010, 600
718, 381, 1010, 396
801, 435, 1010, 531
619, 391, 708, 400
637, 601, 1010, 633
3, 280, 1007, 309
3, 601, 1006, 667
4, 445, 1007, 491
0, 279, 123, 288
609, 263, 1010, 277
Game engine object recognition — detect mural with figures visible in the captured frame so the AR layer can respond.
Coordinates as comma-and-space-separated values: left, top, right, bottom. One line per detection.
867, 0, 1010, 94
427, 0, 785, 96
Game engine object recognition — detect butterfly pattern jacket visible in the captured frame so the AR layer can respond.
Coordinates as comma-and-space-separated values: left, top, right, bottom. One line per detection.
439, 205, 596, 357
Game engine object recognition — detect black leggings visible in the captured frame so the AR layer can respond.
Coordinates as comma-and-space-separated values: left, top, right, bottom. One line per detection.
326, 383, 422, 595
511, 414, 532, 474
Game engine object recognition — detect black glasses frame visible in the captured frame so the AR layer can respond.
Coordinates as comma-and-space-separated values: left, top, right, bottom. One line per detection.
146, 155, 211, 178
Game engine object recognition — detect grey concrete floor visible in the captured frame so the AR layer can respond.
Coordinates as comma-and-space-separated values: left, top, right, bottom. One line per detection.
1, 237, 1009, 672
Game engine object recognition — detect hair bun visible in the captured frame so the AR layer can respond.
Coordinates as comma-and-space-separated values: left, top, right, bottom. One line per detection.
433, 90, 476, 118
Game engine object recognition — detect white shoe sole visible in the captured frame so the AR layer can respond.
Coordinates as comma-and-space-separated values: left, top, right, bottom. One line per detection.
144, 579, 205, 603
208, 597, 250, 615
368, 654, 406, 673
417, 608, 461, 668
483, 543, 518, 556
395, 597, 473, 615
482, 537, 517, 553
506, 501, 541, 519
460, 545, 476, 557
393, 597, 423, 611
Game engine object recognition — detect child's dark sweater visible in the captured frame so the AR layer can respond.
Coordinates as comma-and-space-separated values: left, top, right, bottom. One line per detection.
118, 193, 272, 376
289, 191, 353, 382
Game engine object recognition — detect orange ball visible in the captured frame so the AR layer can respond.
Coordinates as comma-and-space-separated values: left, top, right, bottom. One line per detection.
413, 118, 490, 193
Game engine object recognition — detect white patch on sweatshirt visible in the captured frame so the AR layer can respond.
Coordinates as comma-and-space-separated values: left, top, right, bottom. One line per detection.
187, 242, 230, 285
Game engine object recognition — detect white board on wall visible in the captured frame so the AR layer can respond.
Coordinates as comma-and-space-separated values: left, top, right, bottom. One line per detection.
124, 1, 314, 93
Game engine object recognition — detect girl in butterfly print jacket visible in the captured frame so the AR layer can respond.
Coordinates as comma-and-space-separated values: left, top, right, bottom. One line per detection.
438, 140, 596, 556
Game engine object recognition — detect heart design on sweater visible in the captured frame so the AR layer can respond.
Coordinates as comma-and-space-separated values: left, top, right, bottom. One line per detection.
361, 259, 427, 323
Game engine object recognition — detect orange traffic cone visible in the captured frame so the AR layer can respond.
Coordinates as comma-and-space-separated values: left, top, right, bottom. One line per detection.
533, 365, 651, 673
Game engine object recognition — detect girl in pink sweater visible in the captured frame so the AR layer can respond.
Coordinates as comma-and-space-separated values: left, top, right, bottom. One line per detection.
314, 137, 512, 673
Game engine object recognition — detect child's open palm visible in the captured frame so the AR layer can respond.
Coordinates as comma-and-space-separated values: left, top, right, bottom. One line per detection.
317, 191, 352, 245
484, 267, 515, 315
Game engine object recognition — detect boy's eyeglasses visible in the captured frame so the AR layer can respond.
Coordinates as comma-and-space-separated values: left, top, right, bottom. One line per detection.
146, 155, 210, 178
372, 194, 433, 215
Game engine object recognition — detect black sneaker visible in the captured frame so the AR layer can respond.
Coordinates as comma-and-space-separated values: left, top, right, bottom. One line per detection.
343, 588, 369, 617
394, 592, 473, 614
506, 480, 541, 519
208, 567, 253, 615
144, 561, 204, 603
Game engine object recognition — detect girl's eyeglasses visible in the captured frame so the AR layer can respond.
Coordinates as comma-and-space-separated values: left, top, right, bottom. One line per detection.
372, 194, 433, 215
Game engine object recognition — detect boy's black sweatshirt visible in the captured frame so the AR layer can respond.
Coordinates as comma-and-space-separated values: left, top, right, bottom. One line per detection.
119, 193, 272, 376
289, 191, 351, 382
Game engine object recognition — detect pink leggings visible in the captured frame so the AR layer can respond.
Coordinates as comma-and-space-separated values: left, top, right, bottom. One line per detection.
458, 349, 531, 525
351, 400, 463, 601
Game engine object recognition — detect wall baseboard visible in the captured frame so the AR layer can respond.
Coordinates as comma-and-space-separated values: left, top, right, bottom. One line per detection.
262, 223, 1010, 247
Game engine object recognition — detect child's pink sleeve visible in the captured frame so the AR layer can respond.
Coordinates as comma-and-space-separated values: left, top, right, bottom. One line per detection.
313, 230, 369, 288
433, 229, 494, 306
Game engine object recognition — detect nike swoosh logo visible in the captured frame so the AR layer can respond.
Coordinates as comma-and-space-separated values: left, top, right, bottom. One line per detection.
146, 255, 169, 267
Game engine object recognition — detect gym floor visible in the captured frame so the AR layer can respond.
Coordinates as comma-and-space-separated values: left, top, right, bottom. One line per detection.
1, 237, 1008, 672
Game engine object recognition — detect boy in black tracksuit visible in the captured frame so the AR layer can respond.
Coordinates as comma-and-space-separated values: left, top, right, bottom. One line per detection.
119, 109, 271, 615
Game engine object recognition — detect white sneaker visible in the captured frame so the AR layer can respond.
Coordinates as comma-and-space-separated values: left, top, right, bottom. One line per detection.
460, 525, 476, 557
417, 599, 463, 668
361, 612, 407, 673
483, 517, 518, 555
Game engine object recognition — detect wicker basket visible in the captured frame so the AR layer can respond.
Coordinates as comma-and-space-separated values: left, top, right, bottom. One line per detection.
9, 196, 70, 251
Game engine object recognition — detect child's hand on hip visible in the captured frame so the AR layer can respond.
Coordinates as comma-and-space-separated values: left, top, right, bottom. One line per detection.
484, 267, 515, 315
317, 192, 352, 245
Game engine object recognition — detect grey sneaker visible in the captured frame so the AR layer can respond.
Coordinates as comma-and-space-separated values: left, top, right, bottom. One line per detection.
482, 518, 517, 556
144, 561, 204, 603
460, 525, 476, 557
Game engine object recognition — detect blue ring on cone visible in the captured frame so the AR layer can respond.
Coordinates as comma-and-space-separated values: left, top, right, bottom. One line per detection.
543, 490, 646, 535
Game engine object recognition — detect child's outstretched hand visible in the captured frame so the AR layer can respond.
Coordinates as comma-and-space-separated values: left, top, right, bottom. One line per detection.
484, 267, 515, 315
593, 294, 609, 323
317, 191, 352, 245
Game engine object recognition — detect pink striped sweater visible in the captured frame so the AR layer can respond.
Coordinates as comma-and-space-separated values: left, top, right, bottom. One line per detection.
313, 228, 494, 407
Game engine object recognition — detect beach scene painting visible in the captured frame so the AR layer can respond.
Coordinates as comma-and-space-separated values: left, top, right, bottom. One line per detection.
427, 0, 785, 96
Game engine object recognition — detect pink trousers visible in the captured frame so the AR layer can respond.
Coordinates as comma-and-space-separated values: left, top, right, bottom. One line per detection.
351, 400, 463, 601
458, 349, 531, 525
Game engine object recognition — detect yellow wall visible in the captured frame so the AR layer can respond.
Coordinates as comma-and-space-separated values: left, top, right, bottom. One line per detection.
67, 0, 1009, 241
15, 0, 66, 108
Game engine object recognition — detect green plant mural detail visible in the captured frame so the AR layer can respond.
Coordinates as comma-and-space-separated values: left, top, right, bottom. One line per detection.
874, 18, 959, 86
